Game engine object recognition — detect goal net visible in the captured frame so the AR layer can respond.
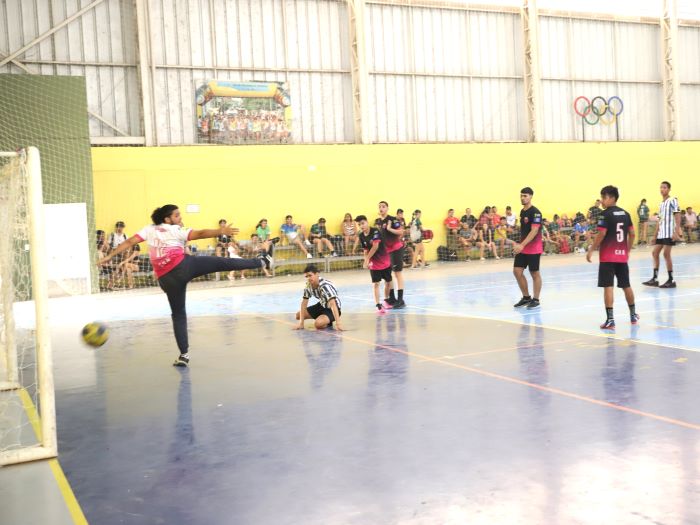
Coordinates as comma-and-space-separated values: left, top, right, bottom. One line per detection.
0, 148, 57, 466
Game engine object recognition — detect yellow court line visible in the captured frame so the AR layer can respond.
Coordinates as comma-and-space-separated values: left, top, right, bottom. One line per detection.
18, 389, 89, 525
260, 315, 700, 432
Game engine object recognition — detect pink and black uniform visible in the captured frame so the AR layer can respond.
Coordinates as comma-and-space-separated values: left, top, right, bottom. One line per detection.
135, 223, 193, 278
379, 215, 405, 272
514, 205, 543, 271
135, 222, 265, 358
359, 227, 393, 284
596, 205, 634, 288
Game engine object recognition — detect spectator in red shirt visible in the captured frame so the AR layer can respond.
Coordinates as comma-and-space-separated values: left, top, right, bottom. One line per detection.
444, 209, 460, 234
491, 206, 502, 228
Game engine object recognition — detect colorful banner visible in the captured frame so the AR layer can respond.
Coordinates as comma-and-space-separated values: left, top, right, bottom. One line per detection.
195, 80, 292, 145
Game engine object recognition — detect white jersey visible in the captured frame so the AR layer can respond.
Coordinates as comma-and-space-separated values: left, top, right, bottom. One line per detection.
657, 196, 680, 239
135, 223, 193, 277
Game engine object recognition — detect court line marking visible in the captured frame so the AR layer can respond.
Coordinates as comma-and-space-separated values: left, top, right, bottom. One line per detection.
442, 337, 583, 360
340, 293, 700, 354
19, 389, 89, 525
260, 315, 700, 432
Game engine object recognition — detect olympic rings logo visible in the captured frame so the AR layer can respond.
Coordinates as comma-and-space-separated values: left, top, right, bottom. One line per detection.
573, 96, 624, 125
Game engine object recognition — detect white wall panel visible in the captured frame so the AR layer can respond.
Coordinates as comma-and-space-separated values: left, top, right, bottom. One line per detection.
1, 0, 699, 144
540, 16, 663, 141
367, 5, 524, 143
0, 0, 141, 138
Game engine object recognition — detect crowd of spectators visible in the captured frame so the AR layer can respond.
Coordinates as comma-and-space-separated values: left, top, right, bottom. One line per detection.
96, 210, 433, 290
441, 198, 699, 261
95, 197, 698, 290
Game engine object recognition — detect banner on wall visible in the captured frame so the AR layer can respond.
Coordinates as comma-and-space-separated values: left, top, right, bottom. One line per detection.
195, 80, 292, 145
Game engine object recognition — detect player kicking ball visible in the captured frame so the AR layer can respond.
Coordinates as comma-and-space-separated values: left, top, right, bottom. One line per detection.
586, 185, 640, 330
294, 264, 343, 331
356, 215, 392, 314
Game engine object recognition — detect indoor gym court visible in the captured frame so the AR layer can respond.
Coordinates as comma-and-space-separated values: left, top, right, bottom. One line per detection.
2, 246, 700, 524
3, 0, 700, 524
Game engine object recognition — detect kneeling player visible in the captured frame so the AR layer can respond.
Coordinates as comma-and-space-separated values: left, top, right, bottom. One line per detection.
586, 185, 639, 330
294, 264, 343, 331
356, 215, 392, 314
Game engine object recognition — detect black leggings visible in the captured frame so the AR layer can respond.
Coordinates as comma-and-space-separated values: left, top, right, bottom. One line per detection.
158, 255, 264, 354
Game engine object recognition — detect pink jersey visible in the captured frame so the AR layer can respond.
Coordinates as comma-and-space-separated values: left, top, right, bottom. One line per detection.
135, 224, 193, 278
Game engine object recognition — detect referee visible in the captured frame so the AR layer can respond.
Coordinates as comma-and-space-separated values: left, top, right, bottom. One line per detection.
294, 264, 343, 330
643, 181, 682, 288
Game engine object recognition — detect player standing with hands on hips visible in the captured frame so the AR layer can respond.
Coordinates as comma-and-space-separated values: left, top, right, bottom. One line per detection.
643, 181, 682, 288
586, 185, 639, 330
512, 187, 543, 309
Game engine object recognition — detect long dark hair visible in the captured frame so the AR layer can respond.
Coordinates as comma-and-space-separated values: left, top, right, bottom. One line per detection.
256, 218, 267, 229
151, 204, 178, 224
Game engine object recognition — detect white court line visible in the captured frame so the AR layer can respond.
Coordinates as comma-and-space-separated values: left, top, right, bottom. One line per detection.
401, 303, 700, 353
342, 293, 700, 354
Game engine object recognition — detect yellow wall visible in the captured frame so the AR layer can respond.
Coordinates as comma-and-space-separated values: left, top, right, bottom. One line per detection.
92, 143, 700, 259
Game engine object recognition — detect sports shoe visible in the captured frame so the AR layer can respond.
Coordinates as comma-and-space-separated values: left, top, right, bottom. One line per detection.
480, 257, 486, 261
526, 299, 540, 309
495, 256, 501, 260
304, 239, 312, 247
642, 278, 659, 287
393, 299, 406, 309
631, 313, 640, 324
382, 300, 394, 309
306, 253, 313, 259
269, 237, 281, 245
331, 252, 338, 257
659, 280, 677, 289
600, 319, 616, 330
376, 306, 387, 315
513, 297, 532, 308
173, 353, 190, 367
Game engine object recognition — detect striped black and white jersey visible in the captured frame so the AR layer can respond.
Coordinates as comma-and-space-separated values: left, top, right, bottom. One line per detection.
303, 278, 341, 310
657, 196, 681, 239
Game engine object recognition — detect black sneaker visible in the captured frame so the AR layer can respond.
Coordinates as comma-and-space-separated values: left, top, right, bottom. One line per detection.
173, 353, 189, 367
659, 280, 677, 289
258, 253, 273, 268
393, 299, 406, 309
631, 313, 640, 324
600, 319, 616, 330
269, 237, 281, 245
514, 297, 532, 308
526, 299, 541, 309
642, 278, 659, 287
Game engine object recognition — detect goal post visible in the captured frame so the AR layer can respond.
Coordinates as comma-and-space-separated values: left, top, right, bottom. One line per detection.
0, 147, 57, 466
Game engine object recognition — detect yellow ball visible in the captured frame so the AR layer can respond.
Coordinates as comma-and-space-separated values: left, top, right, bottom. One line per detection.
82, 322, 109, 348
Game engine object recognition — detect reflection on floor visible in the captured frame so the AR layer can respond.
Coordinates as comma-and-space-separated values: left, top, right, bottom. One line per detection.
3, 245, 700, 524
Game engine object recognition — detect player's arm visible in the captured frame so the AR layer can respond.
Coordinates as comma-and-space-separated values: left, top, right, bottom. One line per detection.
673, 209, 683, 240
586, 228, 605, 262
99, 235, 141, 264
627, 226, 635, 251
293, 298, 309, 330
328, 298, 343, 331
386, 222, 404, 236
364, 241, 380, 268
190, 225, 239, 241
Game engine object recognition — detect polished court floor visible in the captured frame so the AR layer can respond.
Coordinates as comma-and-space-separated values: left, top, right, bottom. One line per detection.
2, 245, 700, 524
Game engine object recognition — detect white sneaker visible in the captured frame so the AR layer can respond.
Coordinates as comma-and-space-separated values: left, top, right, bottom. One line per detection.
495, 256, 501, 260
304, 240, 312, 247
480, 257, 486, 261
306, 253, 313, 259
